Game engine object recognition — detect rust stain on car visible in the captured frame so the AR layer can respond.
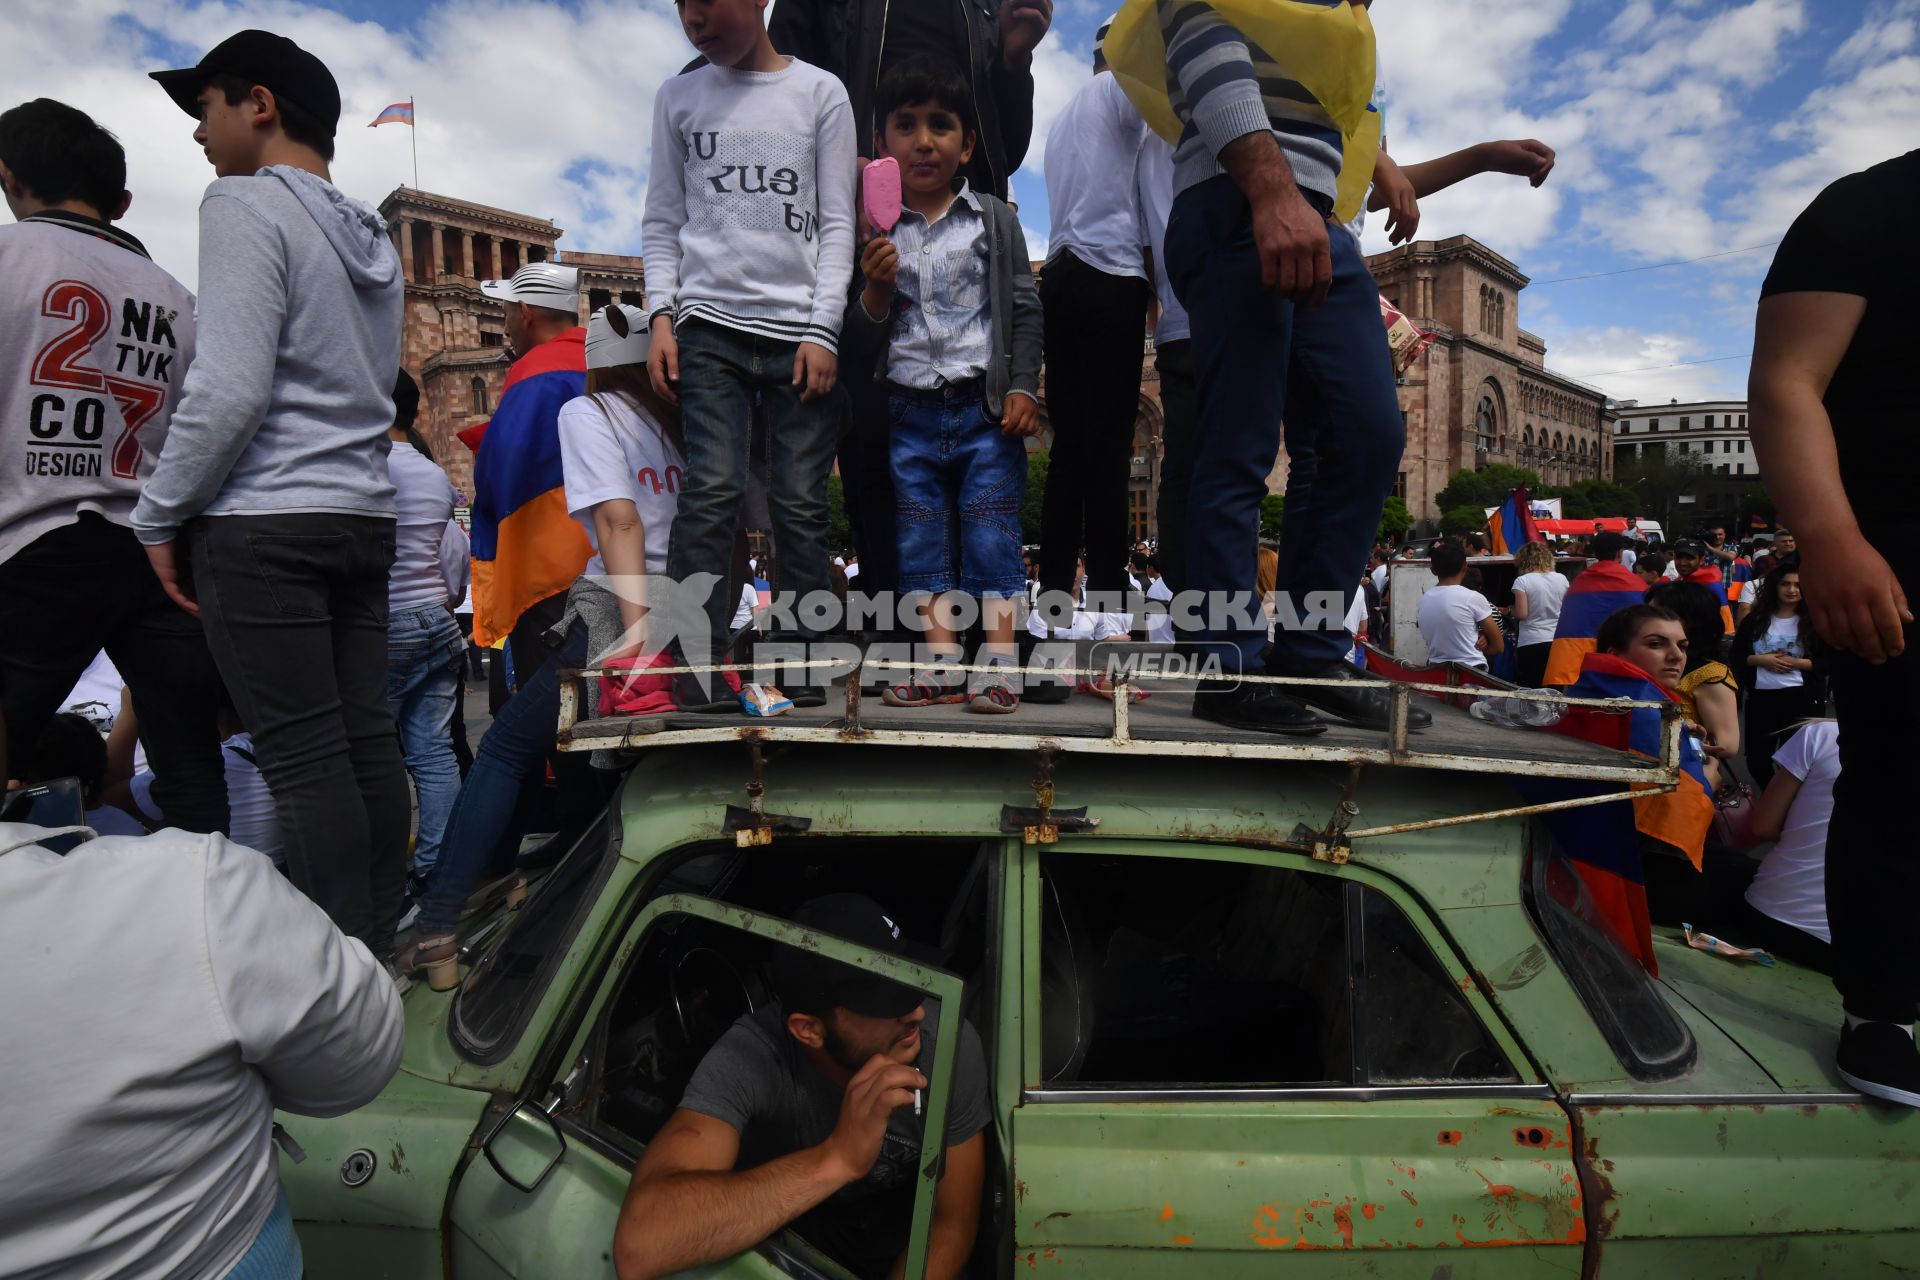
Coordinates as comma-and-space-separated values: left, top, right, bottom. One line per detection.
1159, 1203, 1176, 1221
1438, 1130, 1464, 1146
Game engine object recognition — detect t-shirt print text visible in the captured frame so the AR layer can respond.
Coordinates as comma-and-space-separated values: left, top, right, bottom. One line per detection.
26, 281, 177, 481
687, 130, 818, 241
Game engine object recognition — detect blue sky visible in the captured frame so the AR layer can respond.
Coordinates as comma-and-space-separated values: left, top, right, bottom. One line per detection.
6, 0, 1914, 407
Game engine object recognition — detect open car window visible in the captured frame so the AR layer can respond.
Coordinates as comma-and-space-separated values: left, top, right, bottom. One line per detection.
556, 894, 968, 1280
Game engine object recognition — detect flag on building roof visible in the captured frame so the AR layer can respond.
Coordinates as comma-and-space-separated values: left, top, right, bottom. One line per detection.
368, 100, 414, 128
1517, 652, 1716, 973
467, 330, 590, 647
1542, 559, 1646, 686
1487, 486, 1541, 556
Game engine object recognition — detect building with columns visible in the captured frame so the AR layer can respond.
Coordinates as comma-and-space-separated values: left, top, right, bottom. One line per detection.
377, 188, 647, 495
1365, 236, 1611, 520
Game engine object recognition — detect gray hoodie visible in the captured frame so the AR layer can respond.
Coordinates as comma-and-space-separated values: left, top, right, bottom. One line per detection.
132, 166, 403, 543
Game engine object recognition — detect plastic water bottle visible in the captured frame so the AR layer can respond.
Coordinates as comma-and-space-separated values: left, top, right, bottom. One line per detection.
1469, 694, 1566, 729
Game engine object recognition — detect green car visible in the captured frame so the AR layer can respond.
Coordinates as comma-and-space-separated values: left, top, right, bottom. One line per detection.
278, 695, 1920, 1278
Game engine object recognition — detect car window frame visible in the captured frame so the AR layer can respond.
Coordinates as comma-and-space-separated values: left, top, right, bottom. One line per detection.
1019, 838, 1538, 1100
534, 893, 969, 1280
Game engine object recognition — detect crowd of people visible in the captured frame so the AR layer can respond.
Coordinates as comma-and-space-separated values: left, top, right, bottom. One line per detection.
0, 0, 1912, 1276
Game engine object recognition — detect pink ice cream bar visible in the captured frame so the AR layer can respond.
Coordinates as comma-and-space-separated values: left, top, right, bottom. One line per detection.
863, 157, 902, 233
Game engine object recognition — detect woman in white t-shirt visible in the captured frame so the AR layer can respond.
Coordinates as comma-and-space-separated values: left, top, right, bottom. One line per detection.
1508, 541, 1569, 687
1731, 568, 1819, 788
1726, 718, 1839, 972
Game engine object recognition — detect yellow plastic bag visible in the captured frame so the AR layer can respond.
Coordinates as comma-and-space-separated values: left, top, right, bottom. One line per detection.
1107, 0, 1380, 222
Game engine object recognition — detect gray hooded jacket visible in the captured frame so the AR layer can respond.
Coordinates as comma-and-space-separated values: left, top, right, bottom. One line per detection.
132, 166, 404, 543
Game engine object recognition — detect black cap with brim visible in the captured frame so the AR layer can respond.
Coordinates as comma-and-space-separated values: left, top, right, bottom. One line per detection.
150, 29, 341, 136
777, 893, 941, 1020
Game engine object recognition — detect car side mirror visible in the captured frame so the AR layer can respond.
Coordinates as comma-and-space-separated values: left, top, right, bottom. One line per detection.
484, 1102, 567, 1194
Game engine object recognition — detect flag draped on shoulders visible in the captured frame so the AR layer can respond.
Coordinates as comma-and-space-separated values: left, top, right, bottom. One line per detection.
1542, 560, 1645, 686
1683, 566, 1736, 633
1487, 487, 1540, 557
469, 329, 590, 647
1104, 0, 1381, 222
1517, 652, 1715, 973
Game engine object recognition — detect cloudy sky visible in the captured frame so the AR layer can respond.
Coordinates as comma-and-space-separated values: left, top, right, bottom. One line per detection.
6, 0, 1913, 408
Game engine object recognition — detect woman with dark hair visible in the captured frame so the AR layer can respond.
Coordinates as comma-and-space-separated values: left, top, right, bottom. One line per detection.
1645, 579, 1740, 786
1731, 566, 1822, 787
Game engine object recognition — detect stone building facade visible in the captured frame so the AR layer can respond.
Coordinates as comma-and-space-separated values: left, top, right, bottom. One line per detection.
377, 188, 647, 496
1366, 235, 1611, 520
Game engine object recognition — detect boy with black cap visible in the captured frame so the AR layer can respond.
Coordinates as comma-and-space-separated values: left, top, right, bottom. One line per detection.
136, 31, 410, 959
616, 893, 989, 1280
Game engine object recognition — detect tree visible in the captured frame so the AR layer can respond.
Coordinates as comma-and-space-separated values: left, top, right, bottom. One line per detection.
1440, 504, 1488, 535
1021, 450, 1049, 545
1614, 452, 1713, 533
1377, 495, 1413, 541
1434, 464, 1542, 515
1260, 493, 1285, 540
826, 473, 850, 550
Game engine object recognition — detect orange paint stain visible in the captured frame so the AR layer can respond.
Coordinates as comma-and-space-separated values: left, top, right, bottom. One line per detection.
1172, 1235, 1194, 1246
1159, 1203, 1175, 1221
1438, 1130, 1464, 1146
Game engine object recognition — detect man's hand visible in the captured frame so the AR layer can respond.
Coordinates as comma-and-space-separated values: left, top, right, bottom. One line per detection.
1219, 132, 1331, 305
999, 0, 1053, 68
793, 342, 837, 403
860, 235, 899, 319
145, 541, 198, 618
1801, 533, 1911, 662
1476, 139, 1556, 187
1372, 152, 1420, 244
823, 1055, 924, 1183
1001, 392, 1041, 437
648, 315, 680, 405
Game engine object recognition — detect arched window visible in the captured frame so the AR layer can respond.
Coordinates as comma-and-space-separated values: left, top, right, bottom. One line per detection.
1523, 425, 1533, 447
1476, 395, 1498, 455
1552, 432, 1564, 453
471, 376, 488, 416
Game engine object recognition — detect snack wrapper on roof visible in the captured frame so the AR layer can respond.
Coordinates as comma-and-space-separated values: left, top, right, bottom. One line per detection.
1380, 293, 1436, 375
1105, 0, 1380, 223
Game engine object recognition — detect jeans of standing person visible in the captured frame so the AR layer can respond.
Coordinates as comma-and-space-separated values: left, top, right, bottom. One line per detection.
1165, 175, 1404, 676
839, 374, 902, 629
1037, 250, 1150, 598
414, 619, 589, 937
386, 605, 465, 885
889, 386, 1028, 599
1823, 557, 1918, 1022
1516, 642, 1553, 689
1743, 683, 1820, 790
667, 319, 840, 666
188, 513, 410, 959
1152, 339, 1196, 595
0, 513, 228, 834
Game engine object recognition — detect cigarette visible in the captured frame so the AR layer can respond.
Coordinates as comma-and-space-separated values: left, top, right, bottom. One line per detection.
913, 1088, 922, 1117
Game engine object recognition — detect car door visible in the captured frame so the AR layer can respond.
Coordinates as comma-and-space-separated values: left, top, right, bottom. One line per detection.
1010, 840, 1585, 1276
443, 893, 967, 1279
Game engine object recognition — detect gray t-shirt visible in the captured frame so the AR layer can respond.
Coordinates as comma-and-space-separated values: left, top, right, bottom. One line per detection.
679, 1003, 990, 1277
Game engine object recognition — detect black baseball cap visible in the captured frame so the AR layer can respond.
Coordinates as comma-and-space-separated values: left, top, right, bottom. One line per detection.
150, 30, 342, 137
1673, 538, 1707, 557
776, 893, 933, 1020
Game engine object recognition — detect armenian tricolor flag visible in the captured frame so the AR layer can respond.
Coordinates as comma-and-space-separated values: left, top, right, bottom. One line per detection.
1487, 486, 1541, 556
1542, 559, 1645, 686
468, 330, 590, 647
1683, 566, 1736, 634
368, 100, 414, 128
1518, 653, 1715, 973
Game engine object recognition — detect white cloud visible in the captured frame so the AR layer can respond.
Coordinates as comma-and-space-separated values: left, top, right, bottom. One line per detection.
1535, 324, 1749, 406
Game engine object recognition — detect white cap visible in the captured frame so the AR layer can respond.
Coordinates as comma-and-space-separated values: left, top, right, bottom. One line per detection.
586, 303, 652, 369
479, 261, 580, 310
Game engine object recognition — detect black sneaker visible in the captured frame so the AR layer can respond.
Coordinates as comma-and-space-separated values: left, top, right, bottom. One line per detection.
1282, 661, 1433, 731
1191, 678, 1327, 736
1836, 1021, 1920, 1108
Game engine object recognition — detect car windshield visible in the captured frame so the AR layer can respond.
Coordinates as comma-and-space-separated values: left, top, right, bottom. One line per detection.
1523, 823, 1696, 1081
452, 806, 621, 1062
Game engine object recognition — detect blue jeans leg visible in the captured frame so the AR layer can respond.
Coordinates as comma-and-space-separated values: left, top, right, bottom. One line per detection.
954, 400, 1027, 600
890, 395, 959, 596
416, 621, 586, 935
1166, 177, 1294, 675
760, 355, 838, 634
386, 605, 464, 882
668, 321, 755, 657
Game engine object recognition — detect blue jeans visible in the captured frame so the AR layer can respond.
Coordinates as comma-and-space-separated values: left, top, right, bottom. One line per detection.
1165, 175, 1404, 675
889, 388, 1027, 598
667, 319, 840, 650
386, 604, 464, 882
415, 619, 587, 935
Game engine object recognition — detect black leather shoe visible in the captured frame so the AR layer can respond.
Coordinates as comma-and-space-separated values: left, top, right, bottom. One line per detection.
1191, 678, 1327, 736
1283, 662, 1433, 731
